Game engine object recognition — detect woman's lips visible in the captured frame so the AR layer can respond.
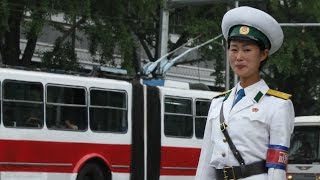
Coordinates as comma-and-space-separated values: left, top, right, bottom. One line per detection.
235, 64, 246, 69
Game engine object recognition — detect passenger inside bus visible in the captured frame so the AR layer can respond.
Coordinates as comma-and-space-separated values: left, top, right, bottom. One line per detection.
24, 110, 42, 128
3, 110, 16, 127
64, 119, 78, 130
25, 116, 41, 128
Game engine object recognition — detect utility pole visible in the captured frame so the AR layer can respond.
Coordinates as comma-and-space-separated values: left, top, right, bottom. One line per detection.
233, 1, 239, 87
225, 5, 231, 91
158, 1, 170, 75
158, 1, 169, 58
225, 1, 239, 90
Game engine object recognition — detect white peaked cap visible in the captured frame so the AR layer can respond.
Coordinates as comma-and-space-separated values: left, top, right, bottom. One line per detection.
221, 6, 284, 55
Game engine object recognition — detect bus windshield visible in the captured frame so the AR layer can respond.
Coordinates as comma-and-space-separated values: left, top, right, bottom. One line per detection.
289, 126, 320, 164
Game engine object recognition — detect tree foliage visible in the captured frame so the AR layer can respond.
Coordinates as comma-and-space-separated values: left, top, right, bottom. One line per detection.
0, 0, 50, 66
0, 0, 162, 73
263, 0, 320, 115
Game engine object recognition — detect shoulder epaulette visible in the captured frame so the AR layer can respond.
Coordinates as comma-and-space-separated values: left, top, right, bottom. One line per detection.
213, 90, 231, 100
266, 89, 292, 100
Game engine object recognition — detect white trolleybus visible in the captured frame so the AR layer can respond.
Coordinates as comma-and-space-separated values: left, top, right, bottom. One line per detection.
287, 116, 320, 180
0, 67, 220, 180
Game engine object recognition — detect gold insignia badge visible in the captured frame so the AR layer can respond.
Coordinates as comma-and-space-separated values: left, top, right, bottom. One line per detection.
239, 26, 250, 35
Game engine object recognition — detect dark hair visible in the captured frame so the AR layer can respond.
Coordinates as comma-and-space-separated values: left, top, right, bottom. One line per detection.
227, 38, 269, 71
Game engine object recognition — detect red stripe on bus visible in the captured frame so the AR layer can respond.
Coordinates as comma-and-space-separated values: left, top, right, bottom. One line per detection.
0, 139, 131, 173
0, 140, 201, 176
161, 146, 200, 176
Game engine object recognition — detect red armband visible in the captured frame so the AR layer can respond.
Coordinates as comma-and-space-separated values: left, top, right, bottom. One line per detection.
266, 144, 289, 170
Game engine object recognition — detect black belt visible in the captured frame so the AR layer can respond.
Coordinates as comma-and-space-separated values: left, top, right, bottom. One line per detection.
216, 161, 267, 180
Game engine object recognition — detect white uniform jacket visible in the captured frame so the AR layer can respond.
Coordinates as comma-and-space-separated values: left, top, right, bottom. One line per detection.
195, 80, 295, 180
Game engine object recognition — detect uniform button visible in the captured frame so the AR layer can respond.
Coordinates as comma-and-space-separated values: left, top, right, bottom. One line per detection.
223, 138, 227, 143
221, 152, 226, 157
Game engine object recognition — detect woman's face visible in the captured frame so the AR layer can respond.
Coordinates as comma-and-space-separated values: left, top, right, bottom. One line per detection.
228, 40, 269, 80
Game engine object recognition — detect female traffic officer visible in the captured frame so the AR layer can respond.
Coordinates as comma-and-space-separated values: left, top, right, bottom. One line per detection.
195, 6, 295, 180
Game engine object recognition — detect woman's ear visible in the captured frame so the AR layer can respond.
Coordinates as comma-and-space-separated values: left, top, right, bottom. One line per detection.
261, 49, 269, 62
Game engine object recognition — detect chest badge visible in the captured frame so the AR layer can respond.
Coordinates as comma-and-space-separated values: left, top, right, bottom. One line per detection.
252, 107, 259, 112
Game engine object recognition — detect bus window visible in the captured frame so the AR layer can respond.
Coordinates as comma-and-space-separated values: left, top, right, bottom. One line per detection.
3, 80, 43, 128
164, 96, 193, 138
195, 99, 211, 139
289, 126, 320, 163
89, 89, 127, 133
46, 85, 87, 131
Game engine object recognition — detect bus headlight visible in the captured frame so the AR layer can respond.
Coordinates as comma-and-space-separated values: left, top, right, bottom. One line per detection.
287, 174, 293, 180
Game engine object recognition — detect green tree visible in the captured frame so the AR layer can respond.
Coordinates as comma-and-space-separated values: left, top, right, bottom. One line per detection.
0, 0, 51, 66
263, 0, 320, 115
43, 0, 171, 74
0, 0, 163, 73
167, 4, 228, 86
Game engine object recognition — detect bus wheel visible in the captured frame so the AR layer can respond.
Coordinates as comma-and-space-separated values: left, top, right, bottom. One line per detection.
76, 163, 108, 180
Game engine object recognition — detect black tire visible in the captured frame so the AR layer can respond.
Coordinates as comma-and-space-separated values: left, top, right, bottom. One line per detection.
76, 163, 108, 180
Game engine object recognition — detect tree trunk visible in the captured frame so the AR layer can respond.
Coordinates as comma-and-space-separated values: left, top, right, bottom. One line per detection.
21, 33, 37, 67
167, 32, 189, 59
21, 1, 46, 67
137, 33, 155, 62
47, 17, 86, 60
2, 1, 24, 66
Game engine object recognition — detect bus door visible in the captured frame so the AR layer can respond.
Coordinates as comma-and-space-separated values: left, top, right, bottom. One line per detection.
158, 88, 214, 180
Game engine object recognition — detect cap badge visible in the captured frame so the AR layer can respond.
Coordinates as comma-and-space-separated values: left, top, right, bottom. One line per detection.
239, 26, 250, 35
